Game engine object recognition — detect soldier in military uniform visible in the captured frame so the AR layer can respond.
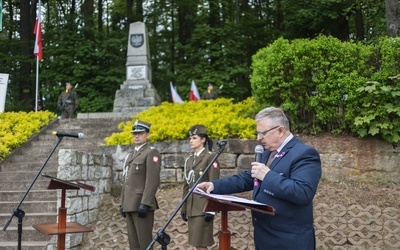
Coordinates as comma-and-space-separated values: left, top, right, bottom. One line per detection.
120, 120, 161, 250
181, 124, 220, 250
201, 84, 218, 100
57, 82, 79, 119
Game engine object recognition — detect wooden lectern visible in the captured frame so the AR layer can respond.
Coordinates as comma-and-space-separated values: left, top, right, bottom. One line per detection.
33, 175, 95, 250
194, 189, 275, 250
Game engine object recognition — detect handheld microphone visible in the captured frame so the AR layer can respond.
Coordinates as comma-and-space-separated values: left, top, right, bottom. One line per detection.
52, 131, 85, 139
254, 145, 264, 187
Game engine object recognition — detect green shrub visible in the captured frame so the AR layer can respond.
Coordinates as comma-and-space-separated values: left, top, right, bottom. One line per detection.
104, 98, 259, 145
250, 35, 400, 145
349, 76, 400, 144
346, 37, 400, 144
251, 36, 374, 134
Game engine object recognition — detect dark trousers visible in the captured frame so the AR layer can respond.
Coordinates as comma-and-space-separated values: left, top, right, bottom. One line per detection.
126, 211, 154, 250
61, 106, 76, 118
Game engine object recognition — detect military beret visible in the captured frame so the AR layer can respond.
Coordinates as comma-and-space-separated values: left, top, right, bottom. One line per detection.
132, 120, 151, 133
188, 124, 207, 136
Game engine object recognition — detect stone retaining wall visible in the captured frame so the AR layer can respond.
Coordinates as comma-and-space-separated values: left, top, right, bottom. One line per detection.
99, 135, 400, 196
54, 149, 113, 249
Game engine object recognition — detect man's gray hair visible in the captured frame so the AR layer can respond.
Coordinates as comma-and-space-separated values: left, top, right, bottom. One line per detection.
255, 107, 290, 129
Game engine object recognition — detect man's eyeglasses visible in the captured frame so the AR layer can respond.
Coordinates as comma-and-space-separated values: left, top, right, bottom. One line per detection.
256, 126, 280, 138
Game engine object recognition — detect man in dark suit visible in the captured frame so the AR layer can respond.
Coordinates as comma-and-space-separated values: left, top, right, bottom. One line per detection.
197, 107, 322, 250
120, 120, 161, 250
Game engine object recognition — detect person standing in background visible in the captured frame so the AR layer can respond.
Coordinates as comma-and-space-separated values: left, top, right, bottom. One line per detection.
120, 120, 161, 250
57, 82, 79, 118
202, 84, 218, 100
181, 124, 220, 250
197, 107, 322, 250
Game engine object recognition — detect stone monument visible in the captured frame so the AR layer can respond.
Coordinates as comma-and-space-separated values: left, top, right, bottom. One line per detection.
112, 21, 161, 116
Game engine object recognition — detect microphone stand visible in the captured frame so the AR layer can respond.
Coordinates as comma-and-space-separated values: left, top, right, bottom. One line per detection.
2, 135, 65, 250
146, 140, 227, 250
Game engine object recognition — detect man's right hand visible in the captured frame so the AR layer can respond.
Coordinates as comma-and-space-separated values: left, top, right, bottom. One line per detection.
196, 182, 214, 194
181, 211, 188, 221
119, 205, 126, 218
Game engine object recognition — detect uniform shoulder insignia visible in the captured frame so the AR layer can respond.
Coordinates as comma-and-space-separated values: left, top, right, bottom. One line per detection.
150, 146, 155, 149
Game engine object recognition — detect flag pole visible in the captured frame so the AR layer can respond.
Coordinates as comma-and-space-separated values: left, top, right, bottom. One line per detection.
35, 57, 39, 112
34, 0, 42, 112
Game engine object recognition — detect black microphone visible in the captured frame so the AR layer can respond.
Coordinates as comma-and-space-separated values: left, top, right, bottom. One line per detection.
254, 145, 264, 187
52, 131, 85, 139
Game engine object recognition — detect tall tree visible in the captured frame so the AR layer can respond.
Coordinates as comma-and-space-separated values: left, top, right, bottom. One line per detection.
354, 1, 365, 41
97, 0, 103, 33
385, 0, 400, 37
0, 0, 395, 112
18, 0, 35, 110
82, 0, 95, 39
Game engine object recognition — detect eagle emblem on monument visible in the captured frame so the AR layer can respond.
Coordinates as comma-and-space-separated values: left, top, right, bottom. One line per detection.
130, 34, 144, 48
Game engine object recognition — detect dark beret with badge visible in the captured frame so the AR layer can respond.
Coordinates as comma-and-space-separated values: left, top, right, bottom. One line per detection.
188, 124, 207, 136
132, 120, 151, 133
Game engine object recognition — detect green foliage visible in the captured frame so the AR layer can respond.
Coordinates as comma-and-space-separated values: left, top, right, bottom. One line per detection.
344, 37, 400, 144
281, 0, 386, 41
0, 111, 57, 160
251, 36, 374, 134
251, 35, 400, 145
40, 30, 126, 113
0, 0, 396, 145
374, 37, 400, 79
0, 39, 37, 112
171, 23, 251, 101
350, 78, 400, 144
104, 98, 258, 145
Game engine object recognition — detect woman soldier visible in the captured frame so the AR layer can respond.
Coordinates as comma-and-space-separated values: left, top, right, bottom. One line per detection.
181, 124, 220, 250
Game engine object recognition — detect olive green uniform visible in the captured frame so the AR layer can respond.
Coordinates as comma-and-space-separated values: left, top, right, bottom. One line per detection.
121, 144, 161, 250
57, 90, 78, 118
182, 149, 220, 247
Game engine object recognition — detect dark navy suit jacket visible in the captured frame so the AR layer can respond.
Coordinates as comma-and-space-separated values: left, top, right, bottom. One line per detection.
212, 136, 321, 250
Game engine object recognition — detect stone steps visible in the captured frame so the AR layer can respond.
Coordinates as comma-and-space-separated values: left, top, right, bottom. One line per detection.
0, 201, 57, 214
0, 241, 51, 250
7, 154, 59, 164
0, 213, 58, 229
0, 180, 52, 190
0, 171, 57, 182
0, 212, 57, 248
0, 162, 58, 172
0, 226, 53, 242
28, 139, 97, 148
0, 116, 128, 249
0, 190, 57, 202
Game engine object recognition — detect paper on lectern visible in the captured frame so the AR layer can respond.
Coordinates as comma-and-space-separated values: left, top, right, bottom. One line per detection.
193, 187, 269, 207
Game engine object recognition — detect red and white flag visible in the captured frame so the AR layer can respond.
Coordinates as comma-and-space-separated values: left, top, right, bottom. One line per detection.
33, 0, 43, 60
170, 82, 183, 103
189, 80, 200, 101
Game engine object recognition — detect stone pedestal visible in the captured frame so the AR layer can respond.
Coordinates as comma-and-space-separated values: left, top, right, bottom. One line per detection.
113, 22, 160, 116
